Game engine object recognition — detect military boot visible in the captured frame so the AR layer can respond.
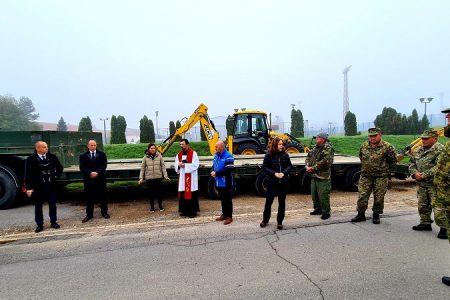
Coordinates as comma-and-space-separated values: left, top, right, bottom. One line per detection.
437, 228, 448, 239
351, 213, 366, 222
372, 213, 380, 224
310, 209, 322, 215
412, 224, 432, 231
442, 276, 450, 286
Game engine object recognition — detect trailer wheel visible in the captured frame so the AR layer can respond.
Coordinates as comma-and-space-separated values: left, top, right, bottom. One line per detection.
300, 173, 311, 194
255, 172, 269, 197
207, 177, 220, 200
207, 177, 236, 200
345, 167, 361, 192
236, 143, 259, 155
0, 169, 17, 210
285, 142, 303, 154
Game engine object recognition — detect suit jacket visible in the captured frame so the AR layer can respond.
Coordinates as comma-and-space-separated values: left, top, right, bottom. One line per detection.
24, 152, 63, 191
79, 150, 107, 191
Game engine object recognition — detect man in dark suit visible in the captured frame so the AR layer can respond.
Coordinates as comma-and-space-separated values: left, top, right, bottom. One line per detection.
79, 139, 109, 222
24, 141, 63, 233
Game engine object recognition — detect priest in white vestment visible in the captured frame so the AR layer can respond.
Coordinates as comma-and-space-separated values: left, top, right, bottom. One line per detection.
174, 138, 200, 217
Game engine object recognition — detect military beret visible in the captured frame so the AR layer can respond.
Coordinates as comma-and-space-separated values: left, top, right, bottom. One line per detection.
368, 127, 382, 136
314, 132, 329, 139
420, 129, 438, 138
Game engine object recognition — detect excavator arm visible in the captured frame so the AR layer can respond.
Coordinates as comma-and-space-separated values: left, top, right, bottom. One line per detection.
157, 103, 220, 156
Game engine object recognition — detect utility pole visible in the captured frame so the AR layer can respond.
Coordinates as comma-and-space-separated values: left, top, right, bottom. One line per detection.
439, 92, 445, 124
305, 119, 309, 137
343, 65, 352, 125
155, 111, 159, 140
100, 117, 109, 144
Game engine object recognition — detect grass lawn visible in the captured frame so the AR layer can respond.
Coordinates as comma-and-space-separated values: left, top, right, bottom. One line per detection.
104, 135, 448, 159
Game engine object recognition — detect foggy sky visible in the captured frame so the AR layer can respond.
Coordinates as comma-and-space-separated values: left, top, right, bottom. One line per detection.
1, 0, 449, 131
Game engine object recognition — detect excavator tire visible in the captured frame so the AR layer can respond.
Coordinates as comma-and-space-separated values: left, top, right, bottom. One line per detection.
284, 142, 303, 154
236, 143, 260, 155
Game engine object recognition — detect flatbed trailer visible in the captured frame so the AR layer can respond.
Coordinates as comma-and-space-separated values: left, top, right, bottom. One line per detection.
0, 131, 409, 209
61, 153, 362, 196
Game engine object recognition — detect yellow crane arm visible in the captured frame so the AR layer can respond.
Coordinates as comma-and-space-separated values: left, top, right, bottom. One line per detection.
156, 103, 220, 156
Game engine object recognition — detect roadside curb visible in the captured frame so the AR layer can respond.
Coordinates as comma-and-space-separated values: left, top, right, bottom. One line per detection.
0, 205, 417, 245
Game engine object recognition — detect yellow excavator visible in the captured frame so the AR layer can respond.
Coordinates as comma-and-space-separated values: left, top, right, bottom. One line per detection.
397, 107, 450, 161
156, 103, 306, 156
157, 104, 220, 155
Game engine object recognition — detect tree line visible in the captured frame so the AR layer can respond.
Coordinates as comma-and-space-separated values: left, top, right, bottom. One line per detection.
1, 94, 435, 143
0, 95, 40, 131
374, 107, 429, 135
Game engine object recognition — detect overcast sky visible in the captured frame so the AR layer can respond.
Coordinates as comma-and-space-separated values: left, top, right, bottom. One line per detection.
1, 0, 449, 131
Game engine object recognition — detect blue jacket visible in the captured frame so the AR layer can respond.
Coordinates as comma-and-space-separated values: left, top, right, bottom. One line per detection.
212, 149, 235, 188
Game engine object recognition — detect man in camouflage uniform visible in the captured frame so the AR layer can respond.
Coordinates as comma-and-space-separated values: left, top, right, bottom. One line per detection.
409, 129, 445, 238
351, 128, 397, 224
434, 108, 450, 286
305, 132, 335, 220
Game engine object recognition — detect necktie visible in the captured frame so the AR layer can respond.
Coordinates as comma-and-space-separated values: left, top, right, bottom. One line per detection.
41, 155, 46, 160
91, 152, 95, 160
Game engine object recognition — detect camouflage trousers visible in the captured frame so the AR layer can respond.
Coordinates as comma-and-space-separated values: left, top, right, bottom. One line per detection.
433, 185, 450, 243
416, 185, 446, 227
356, 176, 388, 214
311, 177, 331, 214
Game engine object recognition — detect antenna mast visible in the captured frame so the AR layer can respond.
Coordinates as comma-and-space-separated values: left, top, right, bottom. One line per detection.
343, 65, 352, 124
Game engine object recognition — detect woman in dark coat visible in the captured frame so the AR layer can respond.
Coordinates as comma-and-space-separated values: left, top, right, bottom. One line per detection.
260, 137, 292, 230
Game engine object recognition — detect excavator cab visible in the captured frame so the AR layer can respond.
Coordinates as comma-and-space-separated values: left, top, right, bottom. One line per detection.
231, 110, 270, 155
229, 108, 306, 155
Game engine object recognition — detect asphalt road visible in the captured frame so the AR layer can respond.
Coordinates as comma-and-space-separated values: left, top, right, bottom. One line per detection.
1, 211, 449, 299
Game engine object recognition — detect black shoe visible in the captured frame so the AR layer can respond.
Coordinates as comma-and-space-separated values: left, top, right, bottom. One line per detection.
82, 216, 93, 223
102, 213, 110, 219
321, 213, 331, 220
51, 222, 60, 229
351, 213, 366, 222
412, 224, 432, 231
35, 225, 43, 233
159, 207, 164, 212
260, 221, 268, 228
372, 213, 380, 224
310, 209, 322, 215
150, 208, 155, 212
438, 228, 448, 239
277, 224, 283, 230
443, 276, 450, 286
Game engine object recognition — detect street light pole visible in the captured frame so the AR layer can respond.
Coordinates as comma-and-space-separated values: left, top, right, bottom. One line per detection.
100, 117, 109, 144
155, 111, 159, 140
304, 119, 309, 137
419, 97, 433, 117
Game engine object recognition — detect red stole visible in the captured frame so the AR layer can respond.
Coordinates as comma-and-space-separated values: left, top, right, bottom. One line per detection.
177, 148, 194, 200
